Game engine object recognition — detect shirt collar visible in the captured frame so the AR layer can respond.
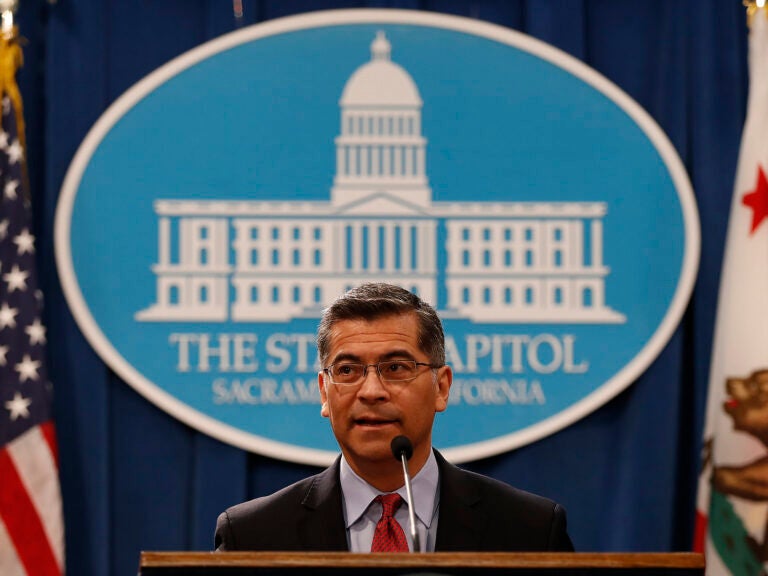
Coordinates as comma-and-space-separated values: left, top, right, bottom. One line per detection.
340, 450, 439, 529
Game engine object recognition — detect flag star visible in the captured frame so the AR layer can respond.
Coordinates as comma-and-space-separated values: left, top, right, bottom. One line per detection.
7, 139, 22, 164
25, 318, 46, 345
15, 354, 41, 382
0, 218, 9, 240
0, 345, 8, 365
0, 129, 9, 149
13, 228, 34, 254
3, 264, 28, 292
743, 165, 768, 235
0, 303, 18, 329
5, 391, 31, 421
4, 178, 18, 199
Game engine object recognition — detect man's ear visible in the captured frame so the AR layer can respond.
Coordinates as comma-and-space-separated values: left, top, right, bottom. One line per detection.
318, 371, 330, 418
434, 365, 452, 413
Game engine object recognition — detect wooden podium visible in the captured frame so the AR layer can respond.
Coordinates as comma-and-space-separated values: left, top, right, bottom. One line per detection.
139, 552, 704, 575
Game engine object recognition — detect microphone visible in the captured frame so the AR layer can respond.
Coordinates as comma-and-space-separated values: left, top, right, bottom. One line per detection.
391, 435, 420, 553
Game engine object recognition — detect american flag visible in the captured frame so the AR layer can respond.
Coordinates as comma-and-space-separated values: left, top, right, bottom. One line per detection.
0, 60, 65, 575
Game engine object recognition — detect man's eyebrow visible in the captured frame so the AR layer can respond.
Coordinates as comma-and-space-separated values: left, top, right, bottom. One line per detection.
329, 350, 417, 364
378, 350, 417, 361
329, 352, 362, 364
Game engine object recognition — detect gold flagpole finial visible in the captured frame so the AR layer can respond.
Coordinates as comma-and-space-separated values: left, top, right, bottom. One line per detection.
744, 0, 768, 28
0, 0, 17, 40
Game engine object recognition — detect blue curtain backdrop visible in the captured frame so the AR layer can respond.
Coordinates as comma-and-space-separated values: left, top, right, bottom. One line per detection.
12, 1, 745, 574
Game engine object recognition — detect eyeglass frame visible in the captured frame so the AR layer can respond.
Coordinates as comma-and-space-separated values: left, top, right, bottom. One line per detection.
322, 359, 443, 386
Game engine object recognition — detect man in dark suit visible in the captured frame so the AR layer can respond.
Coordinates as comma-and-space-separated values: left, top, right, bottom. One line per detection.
215, 283, 573, 552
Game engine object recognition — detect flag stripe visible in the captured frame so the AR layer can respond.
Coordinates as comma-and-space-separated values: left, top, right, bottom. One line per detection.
8, 425, 64, 569
40, 420, 59, 468
0, 440, 61, 576
0, 517, 26, 576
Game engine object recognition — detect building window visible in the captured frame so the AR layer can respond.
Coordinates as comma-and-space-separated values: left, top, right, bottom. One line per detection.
504, 228, 512, 241
525, 287, 534, 304
554, 287, 563, 304
462, 287, 470, 304
411, 285, 419, 296
483, 287, 492, 304
483, 228, 491, 241
463, 250, 471, 267
462, 228, 470, 241
272, 286, 280, 303
293, 285, 301, 303
250, 286, 259, 303
250, 227, 259, 240
314, 249, 322, 266
394, 226, 402, 270
554, 250, 563, 267
199, 285, 208, 303
199, 248, 208, 265
293, 249, 301, 266
483, 250, 491, 267
293, 227, 301, 240
314, 227, 322, 240
199, 226, 208, 239
272, 227, 280, 240
504, 287, 512, 303
554, 228, 562, 241
168, 285, 179, 305
272, 249, 280, 265
345, 226, 353, 269
504, 250, 513, 267
314, 286, 322, 303
525, 250, 533, 267
250, 249, 258, 266
525, 228, 534, 241
583, 287, 593, 307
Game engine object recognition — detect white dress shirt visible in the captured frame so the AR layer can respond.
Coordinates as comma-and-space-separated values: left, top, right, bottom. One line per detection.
339, 450, 440, 552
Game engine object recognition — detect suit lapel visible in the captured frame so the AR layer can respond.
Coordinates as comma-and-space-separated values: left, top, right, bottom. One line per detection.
297, 457, 349, 551
434, 451, 486, 551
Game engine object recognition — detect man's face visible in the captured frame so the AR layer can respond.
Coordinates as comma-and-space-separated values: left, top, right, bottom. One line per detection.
318, 312, 452, 474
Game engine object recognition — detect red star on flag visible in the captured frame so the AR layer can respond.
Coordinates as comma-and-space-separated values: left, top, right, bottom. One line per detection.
742, 165, 768, 234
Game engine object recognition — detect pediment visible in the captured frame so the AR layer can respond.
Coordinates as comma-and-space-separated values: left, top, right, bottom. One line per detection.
333, 192, 429, 215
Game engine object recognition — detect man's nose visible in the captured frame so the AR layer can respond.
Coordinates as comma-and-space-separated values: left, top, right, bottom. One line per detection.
356, 366, 389, 399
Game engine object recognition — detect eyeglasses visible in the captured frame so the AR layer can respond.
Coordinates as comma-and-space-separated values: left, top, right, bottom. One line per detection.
323, 360, 440, 386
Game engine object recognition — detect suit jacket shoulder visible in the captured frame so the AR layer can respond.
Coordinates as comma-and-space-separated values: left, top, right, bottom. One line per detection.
214, 458, 348, 551
435, 452, 574, 551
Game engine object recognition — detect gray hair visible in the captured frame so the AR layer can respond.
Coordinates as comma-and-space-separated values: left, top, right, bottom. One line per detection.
317, 283, 445, 366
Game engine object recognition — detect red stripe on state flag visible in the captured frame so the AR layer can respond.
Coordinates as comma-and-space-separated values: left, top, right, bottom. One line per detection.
0, 439, 61, 576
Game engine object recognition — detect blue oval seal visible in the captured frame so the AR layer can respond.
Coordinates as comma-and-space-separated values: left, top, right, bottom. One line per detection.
55, 9, 699, 464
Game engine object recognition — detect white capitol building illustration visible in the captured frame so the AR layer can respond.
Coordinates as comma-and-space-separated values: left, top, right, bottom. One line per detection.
137, 32, 624, 324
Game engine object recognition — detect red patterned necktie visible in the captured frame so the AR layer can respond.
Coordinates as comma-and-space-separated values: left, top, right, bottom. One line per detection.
370, 493, 410, 552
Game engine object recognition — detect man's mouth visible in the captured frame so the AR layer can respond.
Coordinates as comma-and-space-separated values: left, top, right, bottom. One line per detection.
354, 416, 398, 427
724, 397, 739, 411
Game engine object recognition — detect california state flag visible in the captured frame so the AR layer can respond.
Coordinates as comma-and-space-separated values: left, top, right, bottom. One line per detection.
694, 5, 768, 575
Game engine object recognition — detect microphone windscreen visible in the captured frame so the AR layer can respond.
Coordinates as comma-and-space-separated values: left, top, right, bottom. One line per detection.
391, 435, 414, 461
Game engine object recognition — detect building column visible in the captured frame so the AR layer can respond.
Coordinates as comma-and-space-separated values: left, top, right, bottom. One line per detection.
416, 146, 425, 177
591, 219, 603, 268
371, 146, 380, 176
404, 145, 413, 176
159, 217, 170, 266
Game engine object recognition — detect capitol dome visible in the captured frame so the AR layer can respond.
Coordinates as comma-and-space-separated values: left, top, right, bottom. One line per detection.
340, 31, 422, 107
